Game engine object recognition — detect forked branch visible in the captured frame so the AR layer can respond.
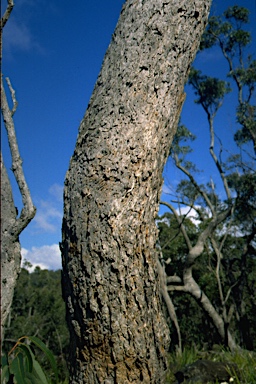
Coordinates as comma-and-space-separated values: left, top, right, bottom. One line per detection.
1, 75, 36, 237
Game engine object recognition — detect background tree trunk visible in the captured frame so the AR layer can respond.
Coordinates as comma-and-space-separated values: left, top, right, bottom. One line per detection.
1, 158, 22, 342
61, 0, 211, 382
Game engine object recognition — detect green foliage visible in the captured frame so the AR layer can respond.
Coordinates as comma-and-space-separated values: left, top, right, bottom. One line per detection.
199, 5, 255, 151
160, 5, 256, 352
229, 59, 256, 88
171, 124, 196, 157
235, 102, 256, 147
200, 6, 251, 53
227, 172, 256, 222
3, 267, 69, 382
188, 68, 231, 115
224, 5, 249, 24
1, 336, 59, 384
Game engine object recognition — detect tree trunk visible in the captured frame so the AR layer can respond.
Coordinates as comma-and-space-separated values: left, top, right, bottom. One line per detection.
182, 273, 238, 351
61, 1, 211, 382
1, 157, 21, 342
157, 260, 182, 354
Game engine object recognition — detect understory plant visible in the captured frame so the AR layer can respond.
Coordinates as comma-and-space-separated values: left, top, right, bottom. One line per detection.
1, 335, 59, 384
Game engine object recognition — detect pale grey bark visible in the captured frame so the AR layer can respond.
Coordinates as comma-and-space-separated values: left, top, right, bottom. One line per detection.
157, 259, 182, 354
61, 0, 211, 382
1, 157, 21, 343
0, 0, 14, 29
1, 5, 36, 344
1, 73, 36, 342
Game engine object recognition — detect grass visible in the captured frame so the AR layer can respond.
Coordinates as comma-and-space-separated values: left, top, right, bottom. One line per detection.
51, 347, 256, 383
165, 346, 256, 383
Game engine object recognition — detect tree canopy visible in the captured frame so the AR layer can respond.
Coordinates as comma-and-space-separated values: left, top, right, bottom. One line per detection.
159, 5, 256, 352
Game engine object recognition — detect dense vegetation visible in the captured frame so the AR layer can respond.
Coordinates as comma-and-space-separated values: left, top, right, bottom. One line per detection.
3, 266, 69, 381
157, 212, 256, 351
158, 4, 256, 353
3, 264, 256, 383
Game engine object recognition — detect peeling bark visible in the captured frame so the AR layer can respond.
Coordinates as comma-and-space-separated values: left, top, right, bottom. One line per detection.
61, 0, 211, 382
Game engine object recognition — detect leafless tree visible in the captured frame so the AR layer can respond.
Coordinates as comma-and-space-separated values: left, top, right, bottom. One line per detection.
1, 0, 36, 344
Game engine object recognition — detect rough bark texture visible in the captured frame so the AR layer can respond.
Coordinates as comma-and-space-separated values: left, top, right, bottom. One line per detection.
61, 1, 211, 382
1, 157, 21, 343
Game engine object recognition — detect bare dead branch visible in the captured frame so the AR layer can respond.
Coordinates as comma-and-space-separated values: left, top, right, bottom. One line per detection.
166, 276, 182, 284
210, 236, 227, 319
170, 198, 206, 222
6, 77, 18, 115
160, 199, 232, 271
1, 75, 36, 236
0, 0, 14, 31
167, 285, 187, 292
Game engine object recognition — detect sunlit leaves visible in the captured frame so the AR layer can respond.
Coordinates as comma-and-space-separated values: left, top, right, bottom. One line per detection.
235, 103, 256, 147
225, 29, 251, 53
162, 4, 256, 352
171, 123, 196, 157
195, 5, 255, 149
200, 6, 251, 54
224, 6, 249, 25
188, 68, 231, 115
229, 60, 256, 90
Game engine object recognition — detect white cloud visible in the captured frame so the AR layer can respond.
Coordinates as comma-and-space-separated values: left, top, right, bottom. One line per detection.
176, 205, 212, 225
162, 183, 172, 195
49, 183, 63, 202
4, 20, 32, 51
33, 183, 63, 233
34, 200, 62, 233
176, 206, 201, 225
21, 244, 61, 271
3, 18, 44, 56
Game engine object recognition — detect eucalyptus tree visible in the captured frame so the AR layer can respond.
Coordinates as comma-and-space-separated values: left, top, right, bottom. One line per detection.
61, 0, 211, 382
160, 5, 255, 351
200, 5, 256, 152
1, 1, 36, 344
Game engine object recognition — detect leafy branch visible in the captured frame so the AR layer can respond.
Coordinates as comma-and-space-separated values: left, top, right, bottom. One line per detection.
2, 335, 59, 384
159, 5, 256, 352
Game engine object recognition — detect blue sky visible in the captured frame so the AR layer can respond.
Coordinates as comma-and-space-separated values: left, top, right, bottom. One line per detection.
2, 0, 255, 270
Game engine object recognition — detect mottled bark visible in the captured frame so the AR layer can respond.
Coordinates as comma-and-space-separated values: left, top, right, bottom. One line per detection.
61, 0, 211, 382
